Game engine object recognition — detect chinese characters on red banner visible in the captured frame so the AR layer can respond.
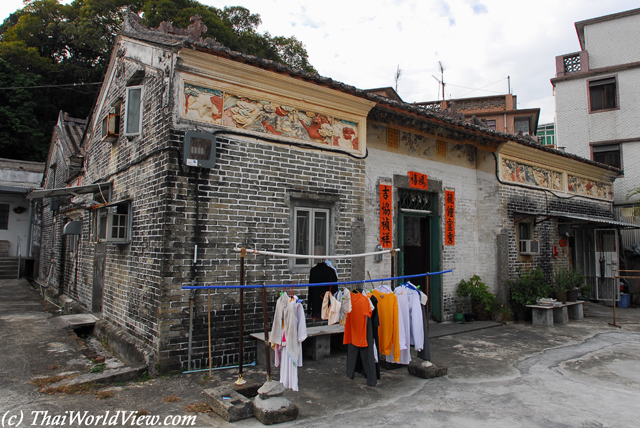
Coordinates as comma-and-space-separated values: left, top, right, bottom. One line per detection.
408, 171, 428, 190
379, 184, 393, 248
444, 190, 455, 246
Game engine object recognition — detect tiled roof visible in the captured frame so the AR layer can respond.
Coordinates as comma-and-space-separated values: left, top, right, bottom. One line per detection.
120, 12, 621, 174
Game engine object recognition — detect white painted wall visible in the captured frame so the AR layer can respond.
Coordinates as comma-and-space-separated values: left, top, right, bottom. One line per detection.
556, 14, 640, 207
0, 194, 32, 257
364, 145, 501, 318
584, 13, 640, 69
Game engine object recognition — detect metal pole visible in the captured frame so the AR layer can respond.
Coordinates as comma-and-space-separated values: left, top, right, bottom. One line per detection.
390, 249, 395, 290
261, 285, 272, 381
609, 275, 621, 328
426, 275, 431, 333
236, 248, 247, 385
207, 289, 212, 378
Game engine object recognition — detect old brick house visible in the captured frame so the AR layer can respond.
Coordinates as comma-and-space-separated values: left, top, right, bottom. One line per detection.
30, 13, 626, 371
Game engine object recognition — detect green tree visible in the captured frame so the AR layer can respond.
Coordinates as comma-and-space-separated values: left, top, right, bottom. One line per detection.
0, 0, 316, 162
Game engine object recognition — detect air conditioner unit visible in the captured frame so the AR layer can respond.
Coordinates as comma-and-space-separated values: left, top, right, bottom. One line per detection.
102, 113, 120, 143
519, 239, 540, 255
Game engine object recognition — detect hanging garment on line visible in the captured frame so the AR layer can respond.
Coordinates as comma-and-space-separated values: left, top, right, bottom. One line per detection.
384, 285, 425, 365
269, 293, 289, 346
334, 287, 352, 326
354, 294, 381, 379
272, 296, 307, 391
385, 288, 410, 364
346, 315, 377, 387
417, 290, 431, 362
321, 290, 342, 325
343, 291, 371, 347
400, 283, 425, 351
309, 262, 338, 319
371, 288, 400, 362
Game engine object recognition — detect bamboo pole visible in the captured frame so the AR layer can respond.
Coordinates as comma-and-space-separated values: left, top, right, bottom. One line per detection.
261, 285, 272, 381
235, 248, 247, 385
207, 289, 212, 378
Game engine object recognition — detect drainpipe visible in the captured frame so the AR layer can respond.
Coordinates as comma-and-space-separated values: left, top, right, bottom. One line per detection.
187, 287, 196, 371
187, 169, 202, 371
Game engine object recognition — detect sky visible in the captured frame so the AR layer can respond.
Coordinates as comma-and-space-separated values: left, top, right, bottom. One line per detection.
2, 0, 639, 124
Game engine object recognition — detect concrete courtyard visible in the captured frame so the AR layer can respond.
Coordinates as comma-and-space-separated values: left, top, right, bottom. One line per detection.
1, 278, 638, 427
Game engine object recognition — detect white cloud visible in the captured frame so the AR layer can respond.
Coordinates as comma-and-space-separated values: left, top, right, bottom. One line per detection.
2, 0, 639, 123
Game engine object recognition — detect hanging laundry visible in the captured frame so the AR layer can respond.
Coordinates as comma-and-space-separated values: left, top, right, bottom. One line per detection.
309, 262, 338, 319
321, 290, 342, 325
270, 295, 307, 391
334, 287, 352, 326
371, 286, 401, 362
385, 288, 410, 364
416, 289, 431, 362
344, 290, 377, 386
385, 283, 425, 365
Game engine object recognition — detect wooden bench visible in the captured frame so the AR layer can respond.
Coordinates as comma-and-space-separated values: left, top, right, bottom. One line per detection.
250, 324, 344, 366
526, 301, 584, 327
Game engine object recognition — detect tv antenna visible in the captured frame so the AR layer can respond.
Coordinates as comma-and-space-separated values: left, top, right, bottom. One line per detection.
432, 61, 445, 101
395, 65, 402, 93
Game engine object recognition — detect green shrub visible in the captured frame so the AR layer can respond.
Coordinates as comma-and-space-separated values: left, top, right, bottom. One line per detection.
509, 268, 551, 307
457, 275, 499, 313
553, 266, 586, 291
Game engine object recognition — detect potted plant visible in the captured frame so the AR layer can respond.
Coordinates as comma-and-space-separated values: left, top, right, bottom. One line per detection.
509, 268, 551, 320
453, 307, 465, 322
494, 304, 513, 322
554, 267, 585, 302
457, 275, 499, 321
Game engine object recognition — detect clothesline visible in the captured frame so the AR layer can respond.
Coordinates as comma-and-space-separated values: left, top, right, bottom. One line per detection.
181, 269, 453, 290
234, 246, 402, 259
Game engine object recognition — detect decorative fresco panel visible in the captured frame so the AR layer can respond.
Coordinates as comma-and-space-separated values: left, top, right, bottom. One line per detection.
501, 158, 563, 191
398, 130, 436, 159
182, 83, 363, 155
567, 175, 613, 200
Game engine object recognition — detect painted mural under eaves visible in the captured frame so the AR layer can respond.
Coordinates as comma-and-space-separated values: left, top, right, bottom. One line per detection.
567, 174, 613, 200
501, 158, 563, 191
183, 83, 363, 156
500, 157, 613, 200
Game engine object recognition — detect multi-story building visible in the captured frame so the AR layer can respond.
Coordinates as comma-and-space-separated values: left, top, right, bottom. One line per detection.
552, 7, 640, 249
536, 123, 556, 148
414, 93, 540, 137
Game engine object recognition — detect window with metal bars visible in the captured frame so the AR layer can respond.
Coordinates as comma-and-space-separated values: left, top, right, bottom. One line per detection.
399, 189, 431, 211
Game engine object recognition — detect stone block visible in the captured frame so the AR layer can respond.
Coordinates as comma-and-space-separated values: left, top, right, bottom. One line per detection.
531, 307, 554, 327
553, 306, 569, 324
203, 387, 253, 422
407, 360, 448, 379
303, 335, 331, 361
257, 380, 285, 399
567, 302, 584, 320
253, 395, 298, 425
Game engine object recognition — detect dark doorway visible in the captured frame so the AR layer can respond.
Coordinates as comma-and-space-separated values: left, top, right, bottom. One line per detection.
403, 216, 430, 290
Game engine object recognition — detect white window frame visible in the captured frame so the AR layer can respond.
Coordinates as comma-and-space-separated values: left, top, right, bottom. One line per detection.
123, 86, 143, 137
95, 202, 131, 244
293, 207, 330, 268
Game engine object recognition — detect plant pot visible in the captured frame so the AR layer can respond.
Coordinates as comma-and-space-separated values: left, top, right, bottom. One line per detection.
566, 288, 578, 302
464, 313, 475, 323
553, 290, 567, 303
453, 313, 464, 322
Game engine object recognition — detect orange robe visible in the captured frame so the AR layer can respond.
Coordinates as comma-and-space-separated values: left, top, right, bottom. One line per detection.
343, 292, 371, 347
371, 289, 400, 362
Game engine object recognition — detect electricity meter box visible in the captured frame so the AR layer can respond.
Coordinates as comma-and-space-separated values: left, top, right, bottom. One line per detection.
183, 131, 216, 168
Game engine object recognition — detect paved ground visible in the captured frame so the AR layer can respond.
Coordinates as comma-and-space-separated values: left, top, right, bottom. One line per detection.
1, 278, 639, 428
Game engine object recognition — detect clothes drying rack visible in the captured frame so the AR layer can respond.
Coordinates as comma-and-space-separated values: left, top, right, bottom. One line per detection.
181, 246, 452, 384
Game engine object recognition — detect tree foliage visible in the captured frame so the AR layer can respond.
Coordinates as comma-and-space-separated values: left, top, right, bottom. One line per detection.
0, 0, 316, 161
